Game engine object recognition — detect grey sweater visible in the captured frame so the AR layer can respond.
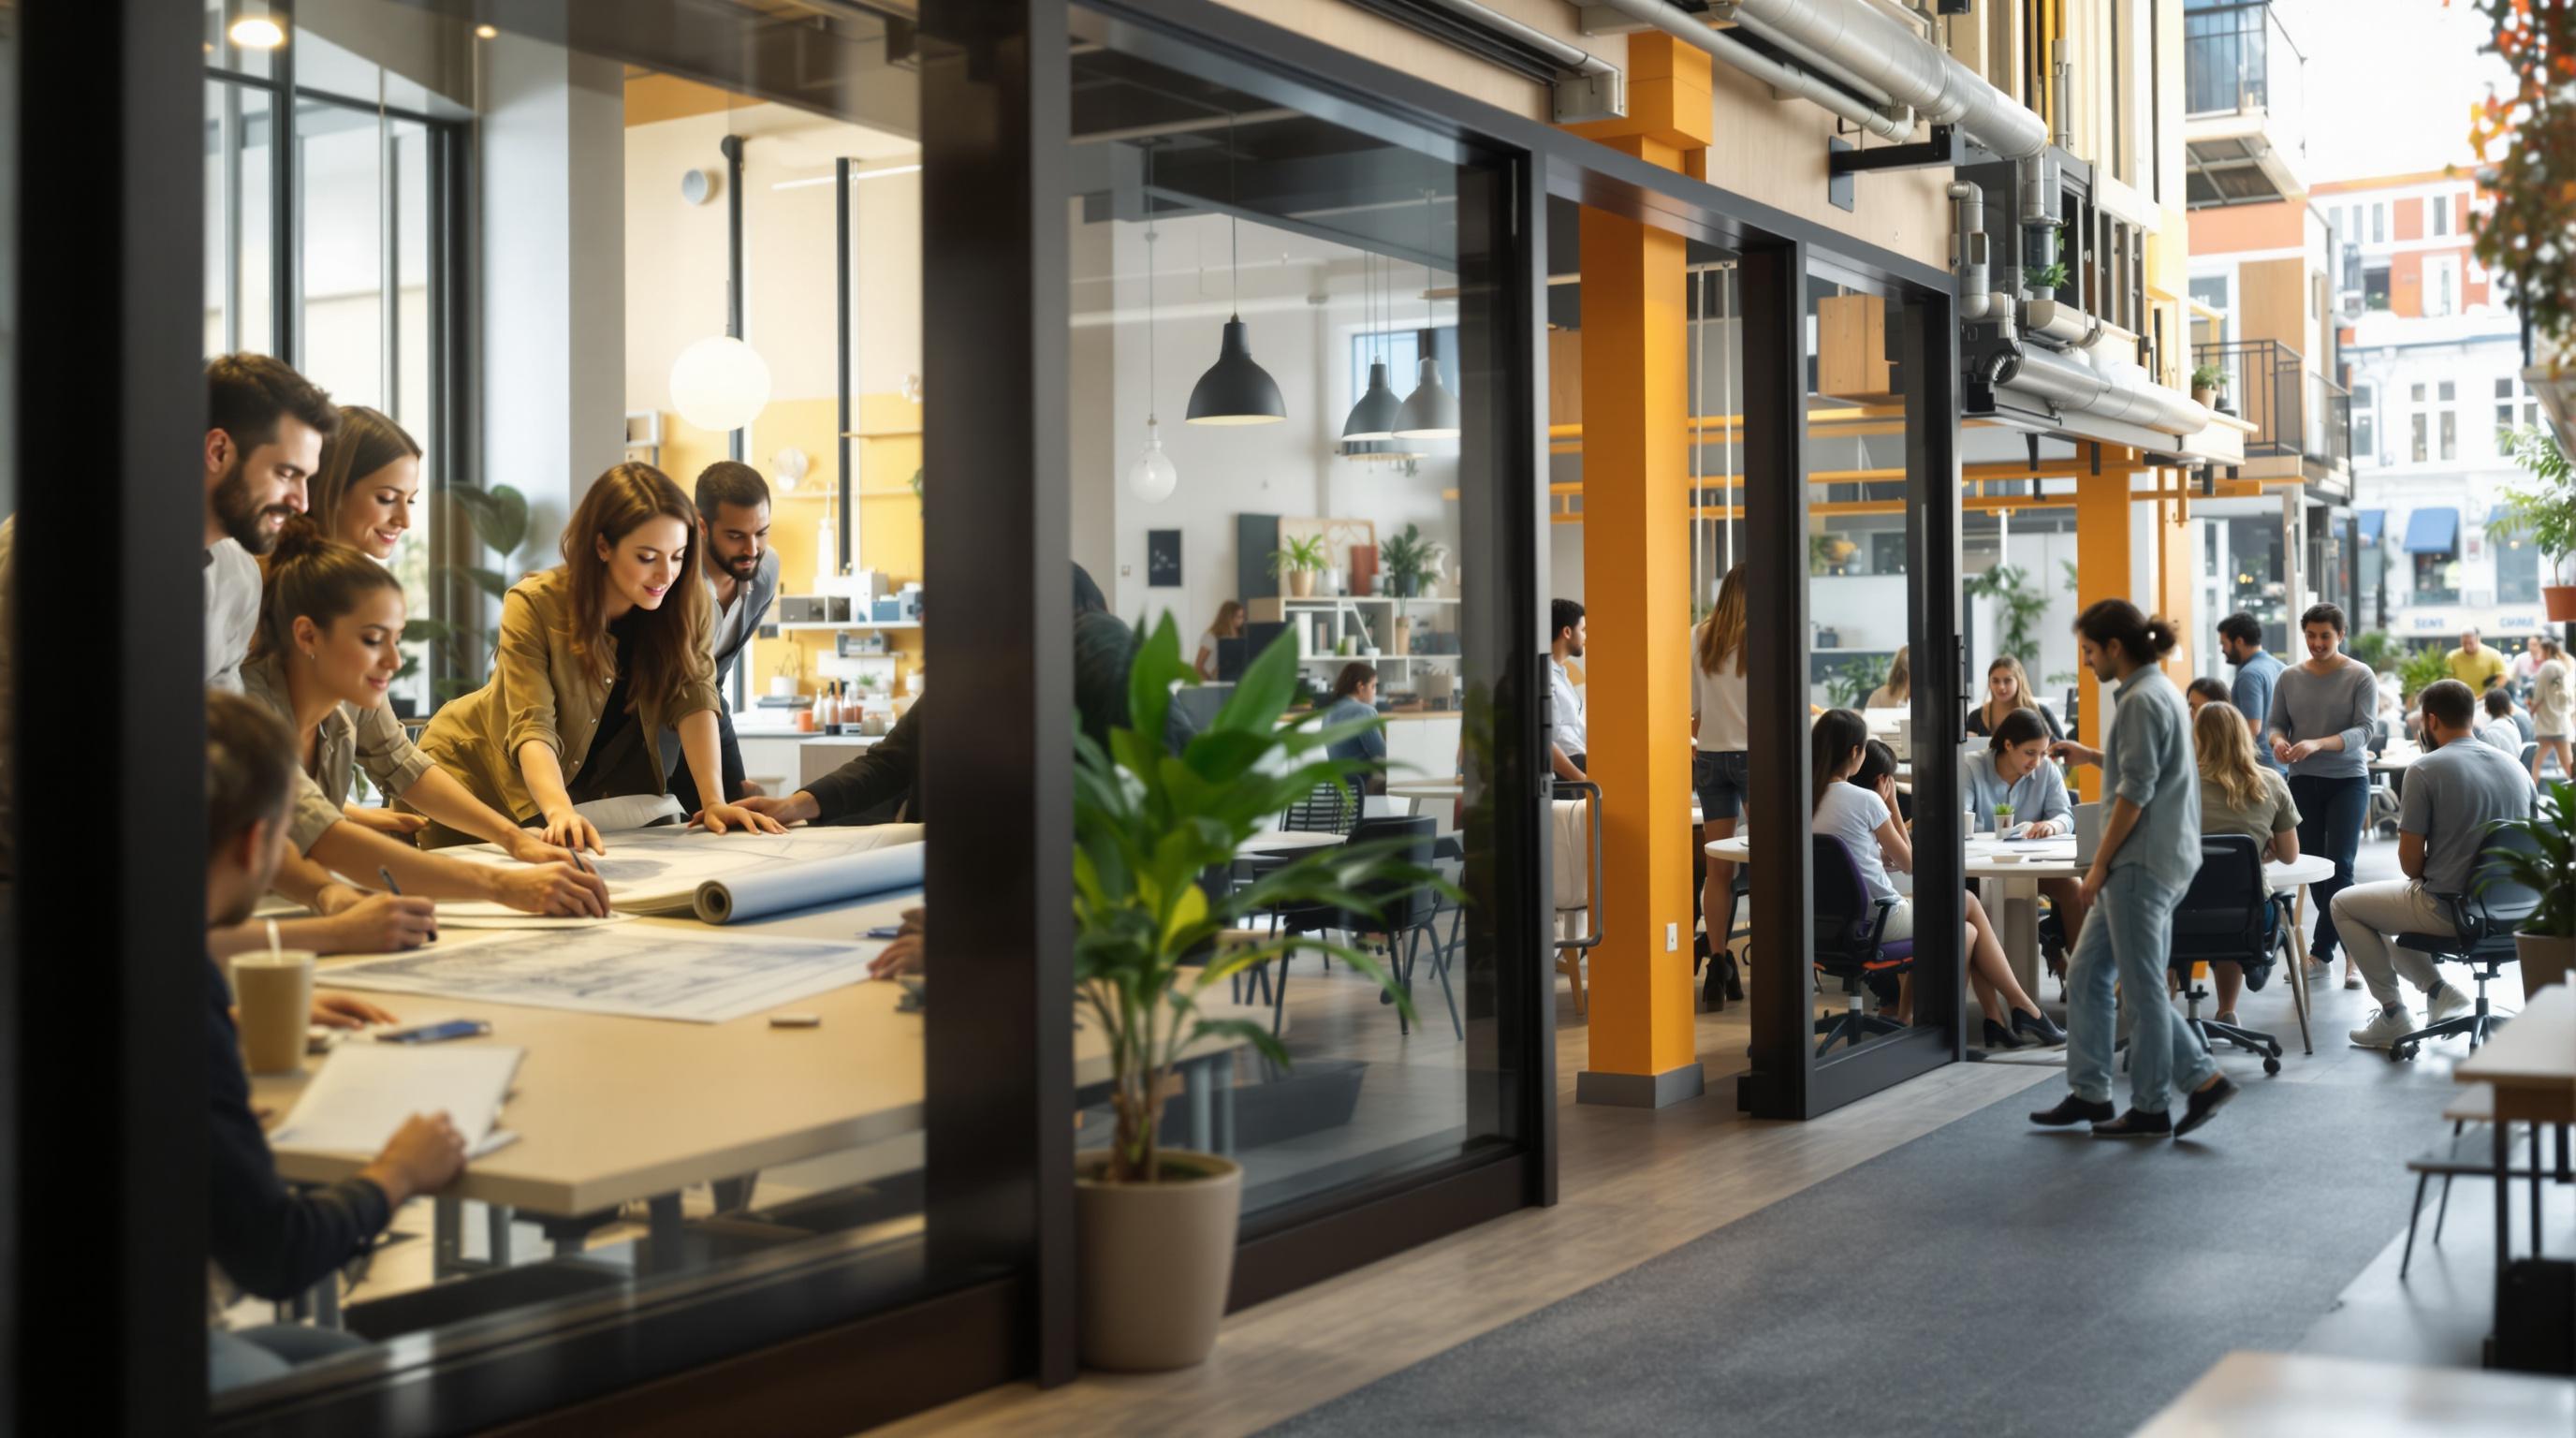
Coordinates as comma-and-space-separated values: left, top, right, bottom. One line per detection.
2265, 658, 2378, 780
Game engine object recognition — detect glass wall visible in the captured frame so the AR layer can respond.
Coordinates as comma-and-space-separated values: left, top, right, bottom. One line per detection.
1061, 10, 1538, 1230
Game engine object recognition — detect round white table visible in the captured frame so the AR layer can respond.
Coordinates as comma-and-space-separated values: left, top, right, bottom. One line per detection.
1242, 829, 1349, 856
1384, 779, 1463, 818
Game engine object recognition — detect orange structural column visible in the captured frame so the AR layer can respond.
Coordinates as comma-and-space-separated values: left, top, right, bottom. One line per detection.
2071, 454, 2138, 794
1563, 33, 1710, 1108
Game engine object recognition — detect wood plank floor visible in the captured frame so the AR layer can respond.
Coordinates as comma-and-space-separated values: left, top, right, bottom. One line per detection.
875, 992, 2054, 1438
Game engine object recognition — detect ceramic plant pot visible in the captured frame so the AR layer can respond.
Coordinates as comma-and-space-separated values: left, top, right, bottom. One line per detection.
2544, 585, 2576, 623
1075, 1150, 1243, 1372
1287, 569, 1316, 598
2516, 931, 2575, 993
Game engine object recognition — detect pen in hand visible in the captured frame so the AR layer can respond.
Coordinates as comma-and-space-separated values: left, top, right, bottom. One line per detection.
379, 865, 437, 943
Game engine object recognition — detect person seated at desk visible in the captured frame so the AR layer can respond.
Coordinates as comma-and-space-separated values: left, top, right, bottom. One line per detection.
414, 462, 783, 853
2335, 680, 2536, 1049
200, 691, 469, 1392
742, 694, 926, 828
2185, 676, 2232, 714
1196, 599, 1245, 682
1810, 712, 2064, 1049
1964, 706, 2086, 960
1864, 645, 1910, 712
1964, 654, 2063, 741
1321, 662, 1387, 801
235, 522, 608, 932
2192, 699, 2302, 1023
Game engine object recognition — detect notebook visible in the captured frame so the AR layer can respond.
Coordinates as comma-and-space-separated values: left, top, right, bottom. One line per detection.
2071, 801, 2103, 865
268, 1041, 523, 1160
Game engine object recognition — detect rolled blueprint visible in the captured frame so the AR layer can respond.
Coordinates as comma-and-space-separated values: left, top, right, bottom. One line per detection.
693, 840, 925, 924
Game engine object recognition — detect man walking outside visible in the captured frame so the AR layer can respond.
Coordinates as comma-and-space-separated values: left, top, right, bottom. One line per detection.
2037, 600, 2237, 1139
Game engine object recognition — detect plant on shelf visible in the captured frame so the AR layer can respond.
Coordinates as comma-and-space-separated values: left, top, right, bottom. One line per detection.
1266, 533, 1327, 598
1071, 617, 1451, 1369
2481, 779, 2574, 985
1378, 522, 1445, 598
1809, 533, 1859, 577
2493, 426, 2576, 619
1964, 563, 2050, 667
2466, 0, 2576, 448
2188, 363, 2226, 404
2026, 260, 2069, 296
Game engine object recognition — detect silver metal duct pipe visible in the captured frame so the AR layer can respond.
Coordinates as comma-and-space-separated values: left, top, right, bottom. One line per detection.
1419, 0, 1620, 78
1588, 0, 1911, 140
2019, 299, 2101, 350
1947, 182, 1999, 321
1727, 0, 2049, 158
1995, 343, 2209, 437
2051, 37, 2072, 151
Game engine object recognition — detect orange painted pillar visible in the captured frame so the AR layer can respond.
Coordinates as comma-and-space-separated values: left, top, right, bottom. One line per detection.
2071, 450, 2139, 798
1562, 35, 1710, 1108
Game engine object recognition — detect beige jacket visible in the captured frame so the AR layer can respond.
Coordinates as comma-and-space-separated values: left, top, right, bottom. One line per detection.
417, 568, 716, 825
242, 649, 439, 852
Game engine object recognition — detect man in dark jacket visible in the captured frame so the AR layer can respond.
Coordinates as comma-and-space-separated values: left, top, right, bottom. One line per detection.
204, 691, 467, 1389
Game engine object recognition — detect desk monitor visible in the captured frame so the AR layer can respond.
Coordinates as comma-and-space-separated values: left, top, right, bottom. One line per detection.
2071, 801, 2102, 865
1228, 625, 1287, 682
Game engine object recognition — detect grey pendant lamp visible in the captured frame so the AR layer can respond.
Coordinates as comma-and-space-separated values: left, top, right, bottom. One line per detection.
1393, 187, 1461, 441
1341, 249, 1401, 441
1186, 114, 1286, 426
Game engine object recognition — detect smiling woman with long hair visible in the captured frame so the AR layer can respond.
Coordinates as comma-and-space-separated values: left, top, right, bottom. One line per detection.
415, 462, 783, 853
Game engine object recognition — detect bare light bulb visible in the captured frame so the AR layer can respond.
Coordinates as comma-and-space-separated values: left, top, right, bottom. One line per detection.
1128, 418, 1178, 503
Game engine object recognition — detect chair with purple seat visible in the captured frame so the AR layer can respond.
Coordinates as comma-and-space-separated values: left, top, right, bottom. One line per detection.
1811, 835, 1913, 1057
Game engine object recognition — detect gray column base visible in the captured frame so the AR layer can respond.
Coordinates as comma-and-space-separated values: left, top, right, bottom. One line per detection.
1575, 1063, 1706, 1109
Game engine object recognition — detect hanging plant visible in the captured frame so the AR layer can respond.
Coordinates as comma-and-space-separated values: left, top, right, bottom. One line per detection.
2462, 1, 2576, 445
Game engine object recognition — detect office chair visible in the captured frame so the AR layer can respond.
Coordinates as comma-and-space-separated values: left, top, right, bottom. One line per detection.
2166, 834, 2292, 1077
2381, 824, 2544, 1064
1810, 837, 1912, 1058
1332, 815, 1453, 1039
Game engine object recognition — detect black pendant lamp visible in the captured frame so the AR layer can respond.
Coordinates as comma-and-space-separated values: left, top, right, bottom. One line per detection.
1186, 114, 1286, 426
1393, 188, 1460, 441
1342, 250, 1400, 441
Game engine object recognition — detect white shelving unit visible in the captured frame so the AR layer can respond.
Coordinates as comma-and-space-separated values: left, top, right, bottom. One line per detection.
773, 619, 921, 633
1280, 595, 1457, 671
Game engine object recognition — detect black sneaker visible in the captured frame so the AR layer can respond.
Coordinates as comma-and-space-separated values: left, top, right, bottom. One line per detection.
2174, 1075, 2240, 1137
2091, 1108, 2173, 1138
2029, 1095, 2115, 1127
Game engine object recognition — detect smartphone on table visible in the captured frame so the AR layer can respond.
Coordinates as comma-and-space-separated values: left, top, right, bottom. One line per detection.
374, 1019, 493, 1045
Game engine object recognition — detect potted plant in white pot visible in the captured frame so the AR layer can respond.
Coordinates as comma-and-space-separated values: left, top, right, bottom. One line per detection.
2482, 780, 2573, 991
2466, 1, 2576, 450
2494, 426, 2576, 621
1072, 617, 1450, 1371
1266, 533, 1326, 598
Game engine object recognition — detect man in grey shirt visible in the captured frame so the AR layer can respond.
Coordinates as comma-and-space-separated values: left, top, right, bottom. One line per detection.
2037, 600, 2234, 1138
2263, 605, 2380, 970
2335, 680, 2537, 1048
2217, 611, 2283, 773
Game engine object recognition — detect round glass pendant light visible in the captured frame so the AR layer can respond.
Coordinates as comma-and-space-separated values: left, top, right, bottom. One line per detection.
1185, 113, 1286, 426
1130, 418, 1179, 502
669, 335, 772, 433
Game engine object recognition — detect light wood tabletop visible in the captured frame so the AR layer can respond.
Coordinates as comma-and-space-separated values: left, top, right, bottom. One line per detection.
2133, 1350, 2575, 1437
2456, 982, 2576, 1125
262, 888, 1267, 1219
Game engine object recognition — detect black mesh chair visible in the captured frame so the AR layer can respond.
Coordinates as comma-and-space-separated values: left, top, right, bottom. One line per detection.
2166, 834, 2292, 1077
1810, 837, 1912, 1057
2382, 824, 2544, 1064
1334, 816, 1452, 1040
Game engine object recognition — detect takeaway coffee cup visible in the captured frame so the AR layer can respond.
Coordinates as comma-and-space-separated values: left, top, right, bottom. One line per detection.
234, 950, 317, 1075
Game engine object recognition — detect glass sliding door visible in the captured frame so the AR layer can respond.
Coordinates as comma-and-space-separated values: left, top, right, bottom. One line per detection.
1061, 5, 1546, 1289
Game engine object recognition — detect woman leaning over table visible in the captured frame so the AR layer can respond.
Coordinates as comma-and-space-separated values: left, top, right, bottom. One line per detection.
1962, 704, 2086, 961
414, 462, 784, 853
2261, 602, 2377, 989
2192, 699, 2301, 1026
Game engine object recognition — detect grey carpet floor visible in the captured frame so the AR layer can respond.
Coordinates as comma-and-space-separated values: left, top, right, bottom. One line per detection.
1258, 1073, 2458, 1438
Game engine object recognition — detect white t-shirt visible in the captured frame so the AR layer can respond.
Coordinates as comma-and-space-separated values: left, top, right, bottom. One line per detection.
1547, 657, 1587, 759
1195, 629, 1221, 675
205, 539, 262, 693
1813, 782, 1898, 903
1691, 644, 1749, 752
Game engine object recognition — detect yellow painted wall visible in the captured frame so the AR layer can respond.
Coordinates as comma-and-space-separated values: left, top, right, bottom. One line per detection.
655, 391, 924, 700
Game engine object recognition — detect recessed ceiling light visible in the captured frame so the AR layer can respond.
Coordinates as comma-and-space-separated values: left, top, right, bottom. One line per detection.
476, 24, 499, 39
227, 15, 286, 49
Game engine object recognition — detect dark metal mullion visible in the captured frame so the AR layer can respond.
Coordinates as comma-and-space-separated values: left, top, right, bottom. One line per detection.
273, 16, 299, 367
380, 99, 398, 422
10, 0, 210, 1426
1505, 152, 1554, 1206
426, 118, 468, 702
919, 0, 1076, 1388
1739, 240, 1811, 1121
1905, 290, 1966, 1060
222, 79, 245, 352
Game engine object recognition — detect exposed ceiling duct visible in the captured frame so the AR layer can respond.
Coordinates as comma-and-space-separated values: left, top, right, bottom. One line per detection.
1583, 0, 1910, 140
1723, 0, 2047, 159
1342, 0, 1628, 122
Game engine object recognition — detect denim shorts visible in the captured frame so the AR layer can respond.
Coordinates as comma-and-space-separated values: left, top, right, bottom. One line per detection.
1693, 749, 1750, 820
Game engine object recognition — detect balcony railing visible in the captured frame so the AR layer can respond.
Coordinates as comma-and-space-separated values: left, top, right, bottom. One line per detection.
2193, 338, 2349, 470
2185, 1, 2305, 143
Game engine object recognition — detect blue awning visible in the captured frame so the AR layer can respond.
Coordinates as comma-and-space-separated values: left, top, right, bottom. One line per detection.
2355, 509, 2385, 544
2402, 507, 2459, 554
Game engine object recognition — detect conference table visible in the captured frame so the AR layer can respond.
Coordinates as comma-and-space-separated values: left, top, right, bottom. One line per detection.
258, 875, 1267, 1281
1705, 832, 2336, 1050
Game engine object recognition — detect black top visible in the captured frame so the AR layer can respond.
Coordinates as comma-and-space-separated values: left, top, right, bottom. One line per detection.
1964, 700, 2064, 743
207, 958, 391, 1301
807, 695, 924, 824
568, 611, 656, 805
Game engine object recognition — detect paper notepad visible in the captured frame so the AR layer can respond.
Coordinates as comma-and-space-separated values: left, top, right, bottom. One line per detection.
268, 1041, 523, 1159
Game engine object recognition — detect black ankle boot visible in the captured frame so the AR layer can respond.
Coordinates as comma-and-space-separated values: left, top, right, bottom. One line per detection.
1722, 952, 1745, 1003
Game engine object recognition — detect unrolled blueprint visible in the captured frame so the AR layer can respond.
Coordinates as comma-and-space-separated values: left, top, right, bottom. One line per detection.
433, 823, 927, 917
318, 928, 886, 1023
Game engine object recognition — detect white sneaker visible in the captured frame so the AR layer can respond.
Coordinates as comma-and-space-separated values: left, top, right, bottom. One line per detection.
2348, 1005, 2417, 1049
2427, 985, 2472, 1026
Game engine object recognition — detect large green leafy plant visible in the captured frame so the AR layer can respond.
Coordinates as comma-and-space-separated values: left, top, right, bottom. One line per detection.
2482, 780, 2573, 940
1965, 563, 2050, 667
401, 483, 541, 702
1072, 617, 1455, 1184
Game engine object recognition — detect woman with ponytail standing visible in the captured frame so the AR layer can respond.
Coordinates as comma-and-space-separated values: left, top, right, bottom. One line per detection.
2038, 601, 2235, 1138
